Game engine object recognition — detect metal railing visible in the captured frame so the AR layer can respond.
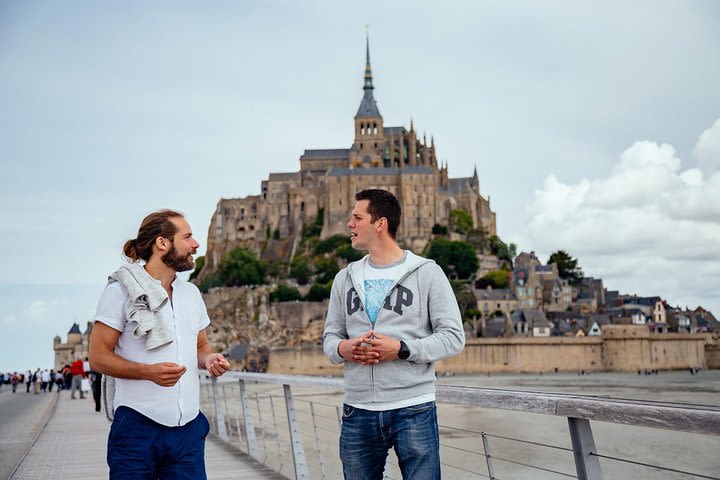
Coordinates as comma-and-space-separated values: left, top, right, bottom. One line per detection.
200, 372, 720, 480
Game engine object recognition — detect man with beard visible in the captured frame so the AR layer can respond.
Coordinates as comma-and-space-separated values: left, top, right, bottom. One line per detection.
89, 209, 230, 479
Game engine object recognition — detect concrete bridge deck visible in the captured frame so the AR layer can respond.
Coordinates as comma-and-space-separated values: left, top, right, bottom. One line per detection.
9, 390, 283, 479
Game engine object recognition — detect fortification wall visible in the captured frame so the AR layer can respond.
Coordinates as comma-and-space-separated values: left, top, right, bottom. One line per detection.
267, 329, 710, 375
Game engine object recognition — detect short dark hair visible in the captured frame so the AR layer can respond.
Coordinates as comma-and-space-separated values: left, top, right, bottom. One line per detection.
355, 189, 401, 239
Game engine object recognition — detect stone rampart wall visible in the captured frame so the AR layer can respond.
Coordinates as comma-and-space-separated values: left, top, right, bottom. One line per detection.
267, 332, 710, 375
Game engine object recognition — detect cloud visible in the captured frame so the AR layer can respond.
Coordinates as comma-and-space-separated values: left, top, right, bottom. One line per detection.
519, 119, 720, 311
694, 119, 720, 176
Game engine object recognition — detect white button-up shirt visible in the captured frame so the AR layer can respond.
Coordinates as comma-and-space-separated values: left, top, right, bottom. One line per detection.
95, 277, 210, 427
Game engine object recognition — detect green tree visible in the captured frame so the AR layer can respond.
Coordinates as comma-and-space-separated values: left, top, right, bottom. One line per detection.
314, 234, 350, 255
548, 250, 584, 286
315, 256, 339, 284
449, 209, 474, 234
218, 247, 265, 286
478, 269, 510, 289
450, 280, 476, 321
426, 238, 479, 280
336, 244, 364, 262
269, 284, 302, 302
290, 256, 311, 285
432, 224, 448, 235
264, 260, 286, 280
466, 228, 491, 253
490, 235, 517, 263
197, 273, 223, 293
189, 255, 205, 281
304, 282, 332, 301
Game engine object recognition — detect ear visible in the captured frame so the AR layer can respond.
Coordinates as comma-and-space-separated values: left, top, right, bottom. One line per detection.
155, 236, 170, 252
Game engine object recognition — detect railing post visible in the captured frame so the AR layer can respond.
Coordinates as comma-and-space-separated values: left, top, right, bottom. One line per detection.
284, 383, 310, 480
309, 402, 327, 479
210, 377, 228, 442
239, 379, 259, 460
481, 432, 496, 480
568, 417, 604, 480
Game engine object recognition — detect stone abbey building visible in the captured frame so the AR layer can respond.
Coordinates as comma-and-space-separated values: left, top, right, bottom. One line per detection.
202, 38, 496, 274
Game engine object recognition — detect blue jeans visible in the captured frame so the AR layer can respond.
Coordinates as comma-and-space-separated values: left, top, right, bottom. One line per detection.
107, 406, 210, 480
339, 401, 441, 480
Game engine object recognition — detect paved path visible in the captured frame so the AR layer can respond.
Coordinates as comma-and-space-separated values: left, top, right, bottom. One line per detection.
0, 386, 57, 479
9, 390, 284, 479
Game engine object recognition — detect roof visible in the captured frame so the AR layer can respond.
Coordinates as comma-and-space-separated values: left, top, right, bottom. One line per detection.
483, 316, 507, 337
512, 309, 549, 328
268, 172, 298, 181
67, 323, 81, 335
326, 166, 434, 177
383, 126, 407, 135
475, 288, 516, 301
623, 296, 663, 307
447, 177, 474, 193
356, 89, 381, 118
301, 149, 350, 159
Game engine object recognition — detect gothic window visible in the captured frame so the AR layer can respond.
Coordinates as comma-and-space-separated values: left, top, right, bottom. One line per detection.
301, 201, 305, 212
249, 225, 255, 231
241, 208, 245, 215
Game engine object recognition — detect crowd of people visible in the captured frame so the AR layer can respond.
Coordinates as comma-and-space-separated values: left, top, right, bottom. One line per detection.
1, 356, 103, 412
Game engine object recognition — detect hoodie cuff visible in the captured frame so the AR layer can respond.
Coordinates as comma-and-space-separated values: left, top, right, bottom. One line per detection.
327, 338, 345, 364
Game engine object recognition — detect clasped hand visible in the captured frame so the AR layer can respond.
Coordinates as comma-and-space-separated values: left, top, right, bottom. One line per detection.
340, 330, 400, 365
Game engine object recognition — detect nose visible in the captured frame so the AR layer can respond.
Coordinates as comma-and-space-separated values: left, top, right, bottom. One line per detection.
192, 238, 200, 249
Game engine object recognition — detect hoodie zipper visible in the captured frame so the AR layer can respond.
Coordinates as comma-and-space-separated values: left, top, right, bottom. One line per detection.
347, 257, 431, 399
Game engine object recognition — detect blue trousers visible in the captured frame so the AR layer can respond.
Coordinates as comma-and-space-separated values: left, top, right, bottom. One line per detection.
107, 406, 210, 480
339, 401, 441, 480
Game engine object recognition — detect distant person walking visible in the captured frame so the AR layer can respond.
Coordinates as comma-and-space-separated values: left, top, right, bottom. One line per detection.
11, 373, 20, 393
89, 209, 230, 479
25, 370, 32, 393
32, 369, 40, 395
91, 370, 102, 413
70, 357, 85, 399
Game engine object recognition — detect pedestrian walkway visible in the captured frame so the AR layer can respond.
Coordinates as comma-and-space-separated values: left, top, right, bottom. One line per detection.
10, 391, 284, 479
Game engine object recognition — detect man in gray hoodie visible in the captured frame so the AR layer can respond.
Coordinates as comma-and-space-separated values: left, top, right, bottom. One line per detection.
323, 189, 465, 480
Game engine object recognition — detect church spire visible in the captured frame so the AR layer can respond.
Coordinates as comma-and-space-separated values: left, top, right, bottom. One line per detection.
364, 26, 373, 91
355, 27, 381, 119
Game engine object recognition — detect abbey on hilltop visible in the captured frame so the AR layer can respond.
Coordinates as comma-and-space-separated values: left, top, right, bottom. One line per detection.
201, 35, 496, 274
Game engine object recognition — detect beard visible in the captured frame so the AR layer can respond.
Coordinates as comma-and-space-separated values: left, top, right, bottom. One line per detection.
162, 243, 195, 272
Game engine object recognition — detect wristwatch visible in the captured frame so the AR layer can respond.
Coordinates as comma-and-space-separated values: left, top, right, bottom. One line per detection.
398, 340, 410, 360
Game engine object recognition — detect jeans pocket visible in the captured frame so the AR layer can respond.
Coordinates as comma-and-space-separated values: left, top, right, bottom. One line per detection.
342, 404, 356, 419
406, 401, 434, 413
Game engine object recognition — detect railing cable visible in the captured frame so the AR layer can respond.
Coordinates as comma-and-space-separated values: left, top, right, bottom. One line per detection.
589, 452, 720, 480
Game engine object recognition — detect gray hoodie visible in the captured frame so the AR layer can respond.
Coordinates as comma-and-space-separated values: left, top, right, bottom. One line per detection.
323, 251, 465, 405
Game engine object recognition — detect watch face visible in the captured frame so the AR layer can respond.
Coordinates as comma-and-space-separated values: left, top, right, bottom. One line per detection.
399, 351, 410, 360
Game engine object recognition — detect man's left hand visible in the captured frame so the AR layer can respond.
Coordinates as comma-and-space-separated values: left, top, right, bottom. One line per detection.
363, 331, 402, 362
205, 353, 230, 377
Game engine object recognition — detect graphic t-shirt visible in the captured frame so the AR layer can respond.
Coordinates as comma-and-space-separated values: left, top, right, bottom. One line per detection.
361, 253, 408, 327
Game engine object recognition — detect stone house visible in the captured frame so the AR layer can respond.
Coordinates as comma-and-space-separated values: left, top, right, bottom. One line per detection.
474, 286, 518, 319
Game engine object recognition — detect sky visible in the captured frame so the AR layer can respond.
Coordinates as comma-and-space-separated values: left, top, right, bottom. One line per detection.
1, 1, 719, 372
